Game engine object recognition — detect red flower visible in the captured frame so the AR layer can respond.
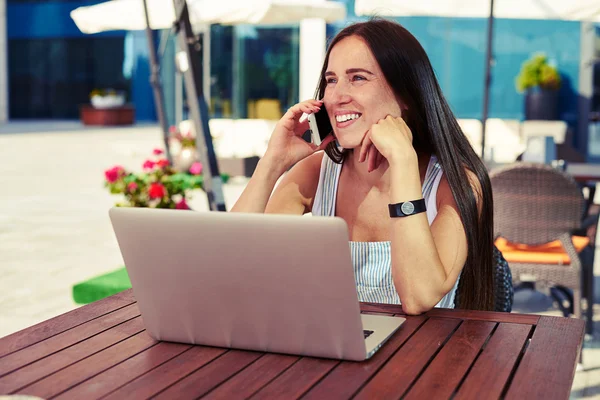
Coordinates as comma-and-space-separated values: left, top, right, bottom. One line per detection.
176, 198, 189, 210
143, 160, 156, 170
127, 182, 138, 192
153, 148, 164, 155
148, 183, 167, 199
104, 166, 126, 183
189, 162, 203, 175
156, 159, 170, 168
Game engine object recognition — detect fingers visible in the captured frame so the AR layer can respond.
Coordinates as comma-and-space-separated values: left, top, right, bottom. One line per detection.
367, 145, 378, 173
285, 99, 323, 120
359, 131, 372, 163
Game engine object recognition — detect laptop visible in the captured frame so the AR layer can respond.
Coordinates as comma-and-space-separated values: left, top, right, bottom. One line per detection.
109, 207, 405, 361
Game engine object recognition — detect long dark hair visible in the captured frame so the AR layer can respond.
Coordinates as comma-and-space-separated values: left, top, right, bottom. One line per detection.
316, 19, 494, 311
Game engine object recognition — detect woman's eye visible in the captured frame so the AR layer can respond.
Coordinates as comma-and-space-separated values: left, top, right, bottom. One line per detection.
326, 78, 337, 84
352, 75, 366, 82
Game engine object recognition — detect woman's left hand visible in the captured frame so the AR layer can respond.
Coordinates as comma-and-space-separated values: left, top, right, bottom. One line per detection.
359, 115, 416, 172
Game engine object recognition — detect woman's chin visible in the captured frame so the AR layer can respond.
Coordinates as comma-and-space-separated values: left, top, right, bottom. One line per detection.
335, 136, 363, 150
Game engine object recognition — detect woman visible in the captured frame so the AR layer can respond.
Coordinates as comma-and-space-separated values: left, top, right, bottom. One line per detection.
232, 18, 494, 314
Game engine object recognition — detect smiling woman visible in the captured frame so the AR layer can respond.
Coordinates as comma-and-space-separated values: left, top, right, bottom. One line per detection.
232, 18, 494, 314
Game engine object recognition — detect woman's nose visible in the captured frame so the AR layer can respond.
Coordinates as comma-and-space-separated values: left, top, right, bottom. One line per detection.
328, 81, 352, 105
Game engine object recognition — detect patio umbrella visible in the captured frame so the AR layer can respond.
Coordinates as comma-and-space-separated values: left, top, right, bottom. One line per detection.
71, 0, 346, 211
355, 0, 600, 159
71, 0, 346, 33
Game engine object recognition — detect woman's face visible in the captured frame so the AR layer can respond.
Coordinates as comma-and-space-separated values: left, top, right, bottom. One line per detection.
323, 35, 403, 149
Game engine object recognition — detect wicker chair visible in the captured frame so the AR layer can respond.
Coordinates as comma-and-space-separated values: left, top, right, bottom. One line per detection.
490, 162, 594, 333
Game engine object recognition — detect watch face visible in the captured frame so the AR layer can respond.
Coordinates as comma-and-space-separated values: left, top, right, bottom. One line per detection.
401, 201, 415, 215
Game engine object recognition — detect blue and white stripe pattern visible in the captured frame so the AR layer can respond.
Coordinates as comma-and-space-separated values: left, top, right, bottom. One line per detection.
312, 154, 460, 307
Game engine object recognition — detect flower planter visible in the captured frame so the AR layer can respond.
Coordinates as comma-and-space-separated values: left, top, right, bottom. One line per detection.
80, 104, 135, 126
524, 87, 559, 120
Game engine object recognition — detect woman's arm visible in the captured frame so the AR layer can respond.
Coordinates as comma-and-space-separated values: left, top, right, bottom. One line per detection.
230, 99, 333, 214
231, 152, 323, 215
230, 156, 288, 213
388, 160, 475, 315
365, 116, 479, 315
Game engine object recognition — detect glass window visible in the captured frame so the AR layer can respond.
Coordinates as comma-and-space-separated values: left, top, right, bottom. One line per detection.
232, 26, 300, 119
209, 25, 233, 118
9, 37, 130, 119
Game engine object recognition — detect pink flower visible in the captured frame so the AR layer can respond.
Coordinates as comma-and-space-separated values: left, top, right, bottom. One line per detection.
156, 159, 170, 168
176, 198, 189, 210
104, 166, 126, 183
143, 160, 156, 170
148, 182, 167, 199
168, 125, 178, 134
153, 148, 164, 155
127, 182, 138, 192
189, 162, 203, 175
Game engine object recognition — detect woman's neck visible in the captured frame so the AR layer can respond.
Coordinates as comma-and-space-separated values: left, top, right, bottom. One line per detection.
344, 149, 431, 193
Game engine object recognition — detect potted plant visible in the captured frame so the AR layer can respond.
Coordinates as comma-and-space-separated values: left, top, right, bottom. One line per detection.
515, 53, 562, 120
104, 148, 229, 209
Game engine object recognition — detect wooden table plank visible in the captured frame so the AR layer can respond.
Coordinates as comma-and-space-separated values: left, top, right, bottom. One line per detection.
53, 342, 192, 400
0, 290, 135, 358
404, 320, 496, 399
250, 357, 340, 399
360, 303, 403, 314
360, 302, 541, 325
152, 350, 263, 400
456, 323, 533, 399
353, 317, 460, 399
202, 353, 299, 399
0, 303, 140, 377
426, 309, 541, 325
102, 346, 226, 400
17, 331, 158, 399
505, 316, 585, 399
0, 316, 145, 394
303, 315, 426, 399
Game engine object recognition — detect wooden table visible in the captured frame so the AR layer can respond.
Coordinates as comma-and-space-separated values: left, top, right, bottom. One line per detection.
0, 290, 584, 399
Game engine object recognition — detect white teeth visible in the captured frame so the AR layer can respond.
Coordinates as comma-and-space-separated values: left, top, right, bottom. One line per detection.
335, 113, 360, 123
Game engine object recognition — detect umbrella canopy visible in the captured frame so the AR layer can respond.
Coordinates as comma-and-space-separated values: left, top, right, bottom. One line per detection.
355, 0, 600, 21
71, 0, 346, 34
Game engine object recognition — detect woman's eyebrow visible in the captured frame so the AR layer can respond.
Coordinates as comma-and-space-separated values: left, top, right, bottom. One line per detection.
325, 68, 374, 76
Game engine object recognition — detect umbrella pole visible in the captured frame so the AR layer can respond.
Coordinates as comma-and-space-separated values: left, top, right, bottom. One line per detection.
142, 0, 173, 164
480, 0, 495, 161
172, 0, 226, 212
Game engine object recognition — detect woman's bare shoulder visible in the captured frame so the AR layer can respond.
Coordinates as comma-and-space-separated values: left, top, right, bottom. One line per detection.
265, 152, 325, 214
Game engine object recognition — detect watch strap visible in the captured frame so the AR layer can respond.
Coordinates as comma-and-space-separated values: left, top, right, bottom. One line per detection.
388, 199, 427, 218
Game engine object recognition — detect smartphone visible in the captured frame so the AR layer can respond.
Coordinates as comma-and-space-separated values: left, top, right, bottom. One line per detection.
308, 105, 333, 146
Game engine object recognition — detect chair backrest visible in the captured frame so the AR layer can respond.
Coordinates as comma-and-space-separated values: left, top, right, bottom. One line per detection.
490, 162, 584, 246
492, 245, 513, 312
453, 245, 513, 312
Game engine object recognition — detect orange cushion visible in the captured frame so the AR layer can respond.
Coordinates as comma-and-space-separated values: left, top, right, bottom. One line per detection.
495, 236, 589, 265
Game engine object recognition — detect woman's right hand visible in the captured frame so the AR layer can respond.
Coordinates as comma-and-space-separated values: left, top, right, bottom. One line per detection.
263, 99, 335, 171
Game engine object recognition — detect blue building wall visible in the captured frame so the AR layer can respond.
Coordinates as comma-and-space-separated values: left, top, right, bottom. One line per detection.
7, 0, 156, 121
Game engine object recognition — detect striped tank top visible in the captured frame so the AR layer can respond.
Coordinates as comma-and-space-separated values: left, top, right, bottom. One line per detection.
312, 153, 460, 307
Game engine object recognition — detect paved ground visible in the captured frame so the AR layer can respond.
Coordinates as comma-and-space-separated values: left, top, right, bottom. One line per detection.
1, 121, 600, 398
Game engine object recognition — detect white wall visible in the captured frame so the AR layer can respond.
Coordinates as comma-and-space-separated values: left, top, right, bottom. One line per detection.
0, 0, 7, 123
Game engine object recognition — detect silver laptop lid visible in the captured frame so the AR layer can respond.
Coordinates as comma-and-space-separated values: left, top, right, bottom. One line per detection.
109, 208, 368, 360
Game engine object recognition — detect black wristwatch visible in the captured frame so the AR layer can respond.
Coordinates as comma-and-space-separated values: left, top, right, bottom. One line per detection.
388, 199, 427, 218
